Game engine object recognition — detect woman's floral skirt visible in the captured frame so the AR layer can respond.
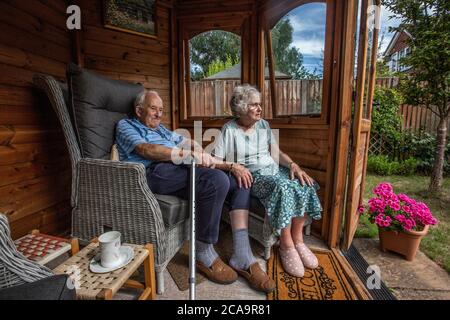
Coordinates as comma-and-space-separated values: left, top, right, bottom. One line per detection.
251, 165, 322, 236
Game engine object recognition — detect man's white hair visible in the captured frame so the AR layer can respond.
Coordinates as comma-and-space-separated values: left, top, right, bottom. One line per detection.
229, 84, 261, 118
135, 89, 160, 108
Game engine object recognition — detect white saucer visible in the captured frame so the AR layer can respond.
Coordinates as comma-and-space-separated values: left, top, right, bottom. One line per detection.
89, 246, 134, 273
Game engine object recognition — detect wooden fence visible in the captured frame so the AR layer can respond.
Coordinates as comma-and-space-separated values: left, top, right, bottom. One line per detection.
190, 77, 448, 136
190, 79, 323, 117
376, 77, 449, 136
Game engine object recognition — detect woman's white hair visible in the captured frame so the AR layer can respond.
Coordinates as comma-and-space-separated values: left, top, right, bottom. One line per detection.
229, 84, 261, 117
134, 89, 159, 109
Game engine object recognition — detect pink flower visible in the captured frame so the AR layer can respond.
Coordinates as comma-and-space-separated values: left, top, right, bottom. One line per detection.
367, 184, 438, 232
378, 183, 393, 192
383, 216, 392, 227
402, 205, 411, 214
358, 205, 365, 214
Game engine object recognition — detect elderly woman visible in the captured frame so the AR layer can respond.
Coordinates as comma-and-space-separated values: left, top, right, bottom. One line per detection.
213, 84, 322, 277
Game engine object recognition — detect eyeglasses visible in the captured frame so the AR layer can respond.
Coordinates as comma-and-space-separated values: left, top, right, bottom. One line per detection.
248, 102, 262, 109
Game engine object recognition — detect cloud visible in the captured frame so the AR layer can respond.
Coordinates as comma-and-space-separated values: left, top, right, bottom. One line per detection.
292, 38, 325, 57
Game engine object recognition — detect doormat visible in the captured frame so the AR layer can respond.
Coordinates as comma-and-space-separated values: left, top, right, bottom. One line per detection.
267, 246, 362, 300
167, 242, 206, 291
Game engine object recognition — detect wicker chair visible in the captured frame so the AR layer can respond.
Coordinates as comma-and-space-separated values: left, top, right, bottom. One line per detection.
33, 73, 189, 294
0, 214, 53, 289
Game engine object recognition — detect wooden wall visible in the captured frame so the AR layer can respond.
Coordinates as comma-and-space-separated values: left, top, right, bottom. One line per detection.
0, 0, 175, 239
0, 0, 72, 239
79, 0, 174, 127
0, 0, 347, 245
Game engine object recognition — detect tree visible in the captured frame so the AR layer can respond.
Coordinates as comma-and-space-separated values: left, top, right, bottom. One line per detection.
206, 55, 234, 78
189, 30, 240, 80
383, 0, 450, 192
271, 18, 313, 79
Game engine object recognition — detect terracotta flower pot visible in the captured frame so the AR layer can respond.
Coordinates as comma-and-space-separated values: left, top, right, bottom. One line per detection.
378, 224, 429, 261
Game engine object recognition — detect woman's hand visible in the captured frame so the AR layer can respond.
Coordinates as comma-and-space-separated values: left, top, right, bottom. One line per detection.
231, 163, 253, 189
290, 163, 315, 186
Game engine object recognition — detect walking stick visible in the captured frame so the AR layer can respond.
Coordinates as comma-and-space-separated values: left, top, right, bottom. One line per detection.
188, 158, 196, 300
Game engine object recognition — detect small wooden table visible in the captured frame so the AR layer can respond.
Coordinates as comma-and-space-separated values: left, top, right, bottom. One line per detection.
53, 242, 156, 300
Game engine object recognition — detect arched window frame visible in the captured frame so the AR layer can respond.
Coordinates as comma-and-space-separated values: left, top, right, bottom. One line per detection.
177, 11, 253, 128
259, 0, 335, 125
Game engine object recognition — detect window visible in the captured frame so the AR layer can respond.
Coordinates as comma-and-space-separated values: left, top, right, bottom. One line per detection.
188, 30, 241, 118
267, 2, 327, 117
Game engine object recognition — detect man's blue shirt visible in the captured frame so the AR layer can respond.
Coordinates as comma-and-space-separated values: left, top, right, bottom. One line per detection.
115, 118, 184, 168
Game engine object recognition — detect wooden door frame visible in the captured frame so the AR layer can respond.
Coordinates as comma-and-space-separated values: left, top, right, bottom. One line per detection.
328, 0, 381, 249
326, 0, 359, 248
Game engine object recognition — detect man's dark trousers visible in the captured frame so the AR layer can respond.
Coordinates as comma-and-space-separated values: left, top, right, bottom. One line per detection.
146, 162, 250, 244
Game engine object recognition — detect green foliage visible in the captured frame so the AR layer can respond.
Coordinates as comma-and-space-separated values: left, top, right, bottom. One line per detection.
371, 86, 403, 149
382, 0, 450, 190
271, 18, 314, 80
376, 59, 397, 77
382, 0, 450, 111
189, 19, 316, 81
206, 55, 234, 78
189, 31, 241, 80
367, 155, 418, 176
398, 130, 450, 174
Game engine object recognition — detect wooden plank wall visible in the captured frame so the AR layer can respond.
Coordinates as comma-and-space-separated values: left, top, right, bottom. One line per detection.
0, 0, 72, 239
80, 0, 174, 127
0, 0, 175, 239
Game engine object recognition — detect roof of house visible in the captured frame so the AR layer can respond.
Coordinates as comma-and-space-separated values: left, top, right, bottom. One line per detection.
384, 30, 412, 57
202, 63, 291, 80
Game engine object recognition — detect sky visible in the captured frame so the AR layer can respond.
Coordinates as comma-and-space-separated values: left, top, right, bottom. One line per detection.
285, 2, 402, 75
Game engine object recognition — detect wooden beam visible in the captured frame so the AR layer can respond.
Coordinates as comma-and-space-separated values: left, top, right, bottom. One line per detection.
265, 29, 277, 119
328, 0, 358, 248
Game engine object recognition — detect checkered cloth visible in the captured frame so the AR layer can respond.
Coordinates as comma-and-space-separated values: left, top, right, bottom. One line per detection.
14, 234, 71, 266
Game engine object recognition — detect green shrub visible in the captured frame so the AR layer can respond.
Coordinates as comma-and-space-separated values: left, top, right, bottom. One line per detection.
398, 130, 450, 175
371, 87, 403, 151
367, 155, 418, 176
396, 157, 418, 175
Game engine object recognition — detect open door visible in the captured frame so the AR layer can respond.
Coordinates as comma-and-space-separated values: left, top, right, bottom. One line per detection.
342, 0, 380, 250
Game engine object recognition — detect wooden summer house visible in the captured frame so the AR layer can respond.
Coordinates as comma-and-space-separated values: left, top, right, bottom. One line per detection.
0, 0, 381, 299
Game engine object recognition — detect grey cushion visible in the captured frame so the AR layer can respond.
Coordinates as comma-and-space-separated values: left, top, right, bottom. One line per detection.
66, 63, 143, 159
154, 194, 189, 227
0, 275, 75, 300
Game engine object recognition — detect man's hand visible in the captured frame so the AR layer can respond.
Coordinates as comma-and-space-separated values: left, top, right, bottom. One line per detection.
231, 163, 253, 189
192, 150, 216, 168
290, 163, 314, 186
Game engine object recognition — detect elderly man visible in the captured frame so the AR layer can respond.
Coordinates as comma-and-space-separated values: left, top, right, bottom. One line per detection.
115, 90, 261, 287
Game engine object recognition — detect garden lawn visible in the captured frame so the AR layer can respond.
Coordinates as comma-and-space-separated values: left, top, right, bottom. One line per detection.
356, 174, 450, 273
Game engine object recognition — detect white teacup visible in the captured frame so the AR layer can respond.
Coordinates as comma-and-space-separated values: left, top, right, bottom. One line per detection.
98, 231, 122, 268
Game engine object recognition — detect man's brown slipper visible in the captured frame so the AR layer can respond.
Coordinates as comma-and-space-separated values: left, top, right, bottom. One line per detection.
233, 262, 276, 293
196, 257, 238, 284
